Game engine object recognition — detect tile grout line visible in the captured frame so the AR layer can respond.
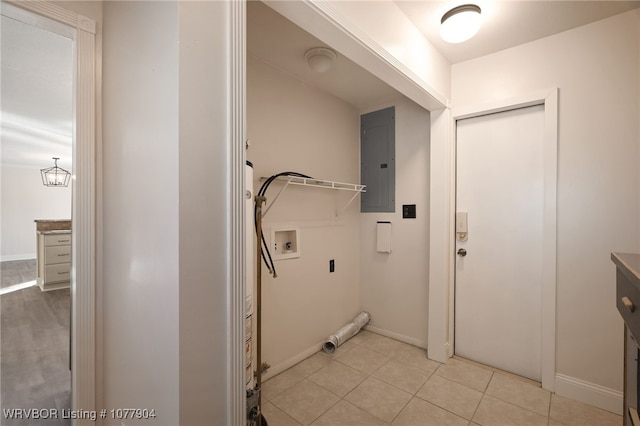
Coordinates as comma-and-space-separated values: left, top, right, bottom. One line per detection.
268, 331, 593, 426
334, 334, 441, 425
472, 370, 495, 425
325, 332, 438, 424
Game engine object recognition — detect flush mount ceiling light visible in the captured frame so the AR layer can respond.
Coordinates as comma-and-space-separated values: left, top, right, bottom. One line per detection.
41, 157, 71, 187
304, 47, 337, 73
440, 4, 482, 44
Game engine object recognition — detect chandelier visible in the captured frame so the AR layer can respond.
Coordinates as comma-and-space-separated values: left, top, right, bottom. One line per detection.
40, 157, 71, 187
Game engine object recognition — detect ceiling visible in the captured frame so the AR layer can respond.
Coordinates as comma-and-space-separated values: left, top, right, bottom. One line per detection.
247, 1, 404, 110
248, 0, 639, 109
396, 0, 640, 64
1, 14, 73, 169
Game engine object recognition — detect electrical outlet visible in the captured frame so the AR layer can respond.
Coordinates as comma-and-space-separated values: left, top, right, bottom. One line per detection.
329, 259, 335, 273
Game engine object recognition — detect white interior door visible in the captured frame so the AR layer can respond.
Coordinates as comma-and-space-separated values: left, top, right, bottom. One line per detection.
455, 105, 545, 381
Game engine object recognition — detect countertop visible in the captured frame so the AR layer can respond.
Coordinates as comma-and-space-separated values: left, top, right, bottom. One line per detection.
611, 252, 640, 285
34, 219, 71, 232
38, 230, 71, 235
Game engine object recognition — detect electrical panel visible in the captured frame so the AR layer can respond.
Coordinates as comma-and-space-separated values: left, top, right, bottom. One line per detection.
361, 106, 396, 213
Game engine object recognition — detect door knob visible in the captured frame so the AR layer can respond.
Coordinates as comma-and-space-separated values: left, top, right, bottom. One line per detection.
457, 248, 467, 257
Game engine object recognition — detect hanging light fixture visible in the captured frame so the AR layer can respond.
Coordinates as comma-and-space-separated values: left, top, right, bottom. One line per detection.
440, 4, 482, 44
40, 157, 71, 187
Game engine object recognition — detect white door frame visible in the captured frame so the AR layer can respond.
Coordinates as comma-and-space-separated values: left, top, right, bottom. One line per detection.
428, 89, 558, 390
1, 1, 98, 420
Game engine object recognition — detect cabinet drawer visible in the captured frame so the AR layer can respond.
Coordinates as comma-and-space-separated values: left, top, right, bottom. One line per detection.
44, 263, 70, 284
44, 233, 71, 246
45, 245, 71, 264
617, 269, 640, 341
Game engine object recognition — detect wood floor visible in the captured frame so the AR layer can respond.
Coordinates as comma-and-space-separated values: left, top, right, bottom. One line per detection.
0, 259, 36, 289
1, 260, 71, 425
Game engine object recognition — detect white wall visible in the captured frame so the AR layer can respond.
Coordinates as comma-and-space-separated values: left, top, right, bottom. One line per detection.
451, 9, 640, 404
1, 165, 71, 260
177, 1, 243, 423
103, 1, 241, 423
247, 54, 361, 376
102, 2, 179, 424
360, 98, 430, 347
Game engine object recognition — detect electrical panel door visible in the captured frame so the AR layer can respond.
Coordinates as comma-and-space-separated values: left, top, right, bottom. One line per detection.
360, 106, 395, 212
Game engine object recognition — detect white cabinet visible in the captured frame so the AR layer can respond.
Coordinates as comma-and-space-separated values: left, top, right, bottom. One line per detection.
36, 231, 71, 291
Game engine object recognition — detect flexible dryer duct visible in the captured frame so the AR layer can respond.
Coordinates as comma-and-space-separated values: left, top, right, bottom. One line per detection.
322, 311, 371, 354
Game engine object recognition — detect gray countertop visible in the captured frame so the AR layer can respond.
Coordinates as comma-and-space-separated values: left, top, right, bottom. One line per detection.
612, 252, 640, 285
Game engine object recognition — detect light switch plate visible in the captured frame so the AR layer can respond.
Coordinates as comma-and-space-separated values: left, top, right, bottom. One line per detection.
402, 204, 416, 219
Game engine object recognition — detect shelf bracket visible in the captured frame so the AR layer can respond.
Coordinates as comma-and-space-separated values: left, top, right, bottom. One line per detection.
338, 190, 363, 217
262, 178, 292, 218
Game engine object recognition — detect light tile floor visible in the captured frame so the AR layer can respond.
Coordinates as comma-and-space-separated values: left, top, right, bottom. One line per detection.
261, 330, 622, 426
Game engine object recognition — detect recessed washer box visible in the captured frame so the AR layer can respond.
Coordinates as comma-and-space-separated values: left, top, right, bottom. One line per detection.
270, 225, 300, 260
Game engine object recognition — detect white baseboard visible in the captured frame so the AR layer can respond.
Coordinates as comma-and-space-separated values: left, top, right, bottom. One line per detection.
555, 373, 623, 415
1, 254, 36, 262
364, 325, 427, 349
261, 341, 324, 381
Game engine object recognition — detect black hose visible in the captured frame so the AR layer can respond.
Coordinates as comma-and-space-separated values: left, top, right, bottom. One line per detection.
254, 172, 313, 277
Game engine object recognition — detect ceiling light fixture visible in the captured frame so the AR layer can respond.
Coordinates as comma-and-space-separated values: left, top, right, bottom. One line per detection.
304, 47, 336, 73
440, 4, 482, 44
40, 157, 71, 187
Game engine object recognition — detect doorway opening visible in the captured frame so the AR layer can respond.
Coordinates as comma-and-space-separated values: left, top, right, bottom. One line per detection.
0, 0, 97, 416
0, 4, 74, 417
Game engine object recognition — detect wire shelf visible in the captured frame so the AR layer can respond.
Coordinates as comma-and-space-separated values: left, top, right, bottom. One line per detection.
259, 175, 366, 218
265, 176, 366, 193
